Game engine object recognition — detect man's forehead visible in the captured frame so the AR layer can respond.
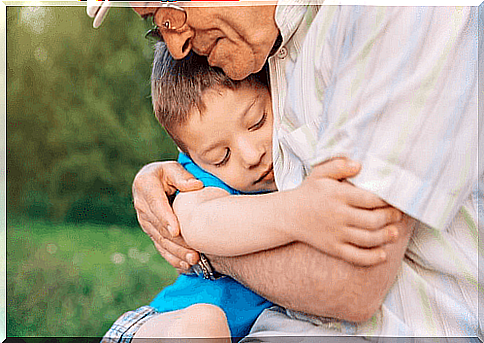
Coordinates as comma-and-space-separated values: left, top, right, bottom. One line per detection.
130, 1, 268, 17
129, 1, 190, 17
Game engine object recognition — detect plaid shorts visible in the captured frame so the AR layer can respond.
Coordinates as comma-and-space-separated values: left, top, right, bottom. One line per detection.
101, 305, 160, 343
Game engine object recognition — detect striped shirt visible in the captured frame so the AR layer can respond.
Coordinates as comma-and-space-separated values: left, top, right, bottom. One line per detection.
263, 2, 481, 337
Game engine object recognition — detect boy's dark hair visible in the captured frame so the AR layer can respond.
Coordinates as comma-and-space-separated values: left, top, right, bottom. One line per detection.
151, 42, 268, 153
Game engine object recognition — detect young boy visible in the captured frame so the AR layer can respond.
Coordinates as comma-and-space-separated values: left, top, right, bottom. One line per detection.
102, 42, 398, 343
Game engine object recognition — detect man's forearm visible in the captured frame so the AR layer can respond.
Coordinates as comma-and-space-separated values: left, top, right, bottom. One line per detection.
209, 216, 414, 322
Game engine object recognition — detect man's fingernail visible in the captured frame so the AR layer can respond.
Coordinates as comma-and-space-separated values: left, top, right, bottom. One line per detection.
180, 262, 190, 270
167, 225, 177, 236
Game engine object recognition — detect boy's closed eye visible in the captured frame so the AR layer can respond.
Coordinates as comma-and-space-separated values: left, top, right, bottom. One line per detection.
214, 149, 231, 168
213, 110, 268, 168
249, 111, 267, 131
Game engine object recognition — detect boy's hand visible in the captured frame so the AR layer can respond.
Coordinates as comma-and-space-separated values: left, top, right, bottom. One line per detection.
132, 161, 204, 271
288, 158, 403, 267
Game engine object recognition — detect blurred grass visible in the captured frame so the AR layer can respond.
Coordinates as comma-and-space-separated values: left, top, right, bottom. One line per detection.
7, 219, 178, 337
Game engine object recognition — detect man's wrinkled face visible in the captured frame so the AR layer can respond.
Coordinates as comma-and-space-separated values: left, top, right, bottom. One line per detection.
134, 4, 279, 80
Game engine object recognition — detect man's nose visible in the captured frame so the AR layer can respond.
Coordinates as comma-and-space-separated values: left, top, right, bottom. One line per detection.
163, 29, 194, 60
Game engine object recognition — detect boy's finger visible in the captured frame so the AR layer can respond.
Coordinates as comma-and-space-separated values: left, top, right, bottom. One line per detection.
346, 207, 402, 230
344, 225, 399, 248
336, 245, 387, 267
342, 184, 389, 209
311, 158, 361, 180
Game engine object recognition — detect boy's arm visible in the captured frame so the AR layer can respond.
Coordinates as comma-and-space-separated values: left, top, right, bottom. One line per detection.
174, 160, 400, 265
173, 187, 292, 256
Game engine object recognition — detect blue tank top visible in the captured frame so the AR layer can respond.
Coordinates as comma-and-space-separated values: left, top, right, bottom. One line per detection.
150, 153, 273, 339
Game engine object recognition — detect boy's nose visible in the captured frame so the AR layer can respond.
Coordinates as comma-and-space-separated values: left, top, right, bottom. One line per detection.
238, 140, 264, 169
163, 29, 194, 60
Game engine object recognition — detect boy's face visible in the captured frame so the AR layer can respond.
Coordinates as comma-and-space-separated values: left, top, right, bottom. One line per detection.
174, 83, 276, 193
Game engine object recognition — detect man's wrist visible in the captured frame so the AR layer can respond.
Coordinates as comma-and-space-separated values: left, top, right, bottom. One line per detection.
197, 253, 224, 280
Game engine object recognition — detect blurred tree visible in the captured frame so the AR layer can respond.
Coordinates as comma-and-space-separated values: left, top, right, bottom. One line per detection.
7, 6, 178, 225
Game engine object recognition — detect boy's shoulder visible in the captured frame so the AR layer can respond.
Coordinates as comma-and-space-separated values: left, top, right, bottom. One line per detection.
177, 152, 242, 195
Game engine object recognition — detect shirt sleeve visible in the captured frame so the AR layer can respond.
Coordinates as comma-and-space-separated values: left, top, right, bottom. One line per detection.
177, 152, 240, 195
297, 6, 479, 230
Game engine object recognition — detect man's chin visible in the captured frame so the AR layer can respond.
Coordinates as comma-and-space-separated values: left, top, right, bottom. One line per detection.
222, 62, 257, 80
224, 68, 252, 81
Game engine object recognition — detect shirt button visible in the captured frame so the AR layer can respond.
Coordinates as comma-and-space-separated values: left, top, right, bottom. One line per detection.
277, 47, 288, 59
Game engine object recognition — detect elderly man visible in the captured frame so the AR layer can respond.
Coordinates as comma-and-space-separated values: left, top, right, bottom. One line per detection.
91, 1, 481, 341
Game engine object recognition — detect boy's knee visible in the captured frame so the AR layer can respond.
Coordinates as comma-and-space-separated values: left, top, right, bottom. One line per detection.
134, 304, 230, 340
184, 303, 229, 328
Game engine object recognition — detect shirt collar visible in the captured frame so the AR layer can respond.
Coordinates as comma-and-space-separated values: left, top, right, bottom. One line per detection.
274, 0, 310, 50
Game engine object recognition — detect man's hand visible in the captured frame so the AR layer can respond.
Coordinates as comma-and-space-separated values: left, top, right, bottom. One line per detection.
285, 159, 403, 266
132, 161, 203, 272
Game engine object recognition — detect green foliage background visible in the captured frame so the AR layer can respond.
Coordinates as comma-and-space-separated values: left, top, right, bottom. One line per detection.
7, 5, 178, 225
7, 5, 179, 337
7, 220, 178, 337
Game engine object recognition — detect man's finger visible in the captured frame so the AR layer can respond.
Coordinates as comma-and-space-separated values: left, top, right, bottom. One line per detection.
135, 197, 178, 238
154, 241, 186, 270
157, 237, 198, 267
142, 191, 181, 238
164, 162, 204, 193
138, 217, 168, 246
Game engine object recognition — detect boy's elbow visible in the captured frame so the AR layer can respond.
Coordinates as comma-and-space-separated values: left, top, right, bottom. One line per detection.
179, 209, 210, 251
180, 203, 224, 255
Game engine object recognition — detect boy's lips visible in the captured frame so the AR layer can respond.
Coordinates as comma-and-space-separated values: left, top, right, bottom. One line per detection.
254, 164, 274, 185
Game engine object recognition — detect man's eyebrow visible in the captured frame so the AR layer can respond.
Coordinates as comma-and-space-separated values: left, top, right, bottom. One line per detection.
199, 93, 261, 158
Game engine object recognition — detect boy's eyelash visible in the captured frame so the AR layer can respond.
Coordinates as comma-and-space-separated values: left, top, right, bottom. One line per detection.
215, 149, 230, 167
249, 112, 267, 131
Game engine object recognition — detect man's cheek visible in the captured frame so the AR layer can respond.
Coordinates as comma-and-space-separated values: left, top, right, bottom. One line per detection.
218, 45, 255, 80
